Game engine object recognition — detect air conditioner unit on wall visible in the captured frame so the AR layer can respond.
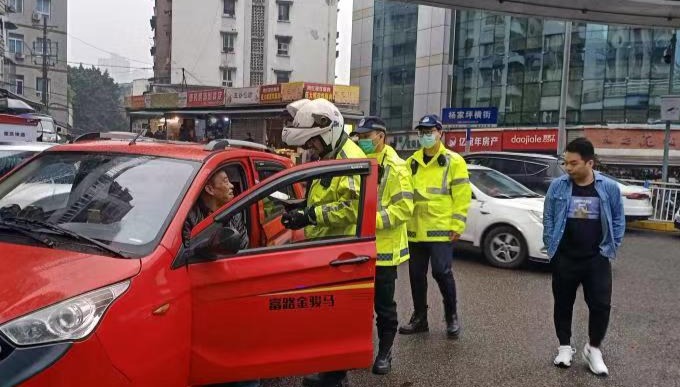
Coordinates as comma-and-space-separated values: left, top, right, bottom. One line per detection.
15, 52, 24, 60
32, 11, 41, 22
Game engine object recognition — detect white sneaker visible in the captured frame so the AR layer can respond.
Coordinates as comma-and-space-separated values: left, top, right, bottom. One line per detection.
582, 344, 609, 377
553, 345, 576, 368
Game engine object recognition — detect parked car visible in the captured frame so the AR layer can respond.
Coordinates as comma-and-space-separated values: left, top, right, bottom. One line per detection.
0, 142, 57, 177
675, 208, 680, 230
0, 136, 380, 386
461, 164, 547, 269
464, 151, 653, 221
463, 152, 562, 195
598, 173, 653, 221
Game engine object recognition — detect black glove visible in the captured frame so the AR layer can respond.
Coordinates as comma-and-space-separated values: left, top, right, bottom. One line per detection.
281, 208, 316, 230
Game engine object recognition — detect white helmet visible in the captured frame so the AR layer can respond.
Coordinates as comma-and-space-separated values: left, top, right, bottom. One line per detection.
285, 98, 311, 118
282, 98, 345, 148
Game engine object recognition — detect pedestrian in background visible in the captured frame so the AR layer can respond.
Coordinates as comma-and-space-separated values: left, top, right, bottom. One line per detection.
544, 137, 625, 377
399, 114, 471, 339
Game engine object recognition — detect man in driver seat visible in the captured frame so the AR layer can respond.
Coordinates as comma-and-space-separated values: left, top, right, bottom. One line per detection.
184, 169, 249, 250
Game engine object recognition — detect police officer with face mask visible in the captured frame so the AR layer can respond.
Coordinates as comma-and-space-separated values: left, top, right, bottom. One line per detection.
399, 114, 472, 339
355, 116, 414, 375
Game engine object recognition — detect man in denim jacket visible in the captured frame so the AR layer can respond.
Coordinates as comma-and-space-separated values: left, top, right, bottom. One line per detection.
543, 138, 625, 377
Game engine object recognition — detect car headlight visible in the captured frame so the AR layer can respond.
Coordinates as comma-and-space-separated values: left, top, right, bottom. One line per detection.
529, 210, 544, 223
0, 280, 129, 346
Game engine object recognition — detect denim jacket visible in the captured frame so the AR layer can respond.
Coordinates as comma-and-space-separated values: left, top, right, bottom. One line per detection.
543, 172, 625, 260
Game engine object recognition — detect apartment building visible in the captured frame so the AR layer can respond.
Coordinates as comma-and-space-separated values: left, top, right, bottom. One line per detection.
5, 0, 68, 127
151, 0, 338, 87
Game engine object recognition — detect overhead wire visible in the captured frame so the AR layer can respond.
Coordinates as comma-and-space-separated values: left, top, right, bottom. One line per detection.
67, 33, 153, 66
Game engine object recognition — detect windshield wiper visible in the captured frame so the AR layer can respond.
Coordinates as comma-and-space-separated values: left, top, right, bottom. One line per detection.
492, 193, 514, 199
0, 220, 57, 249
4, 218, 128, 258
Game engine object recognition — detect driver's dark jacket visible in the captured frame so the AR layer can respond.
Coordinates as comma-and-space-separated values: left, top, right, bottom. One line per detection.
184, 200, 249, 249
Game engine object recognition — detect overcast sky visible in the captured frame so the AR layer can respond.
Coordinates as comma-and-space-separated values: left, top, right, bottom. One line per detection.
67, 0, 156, 83
67, 0, 352, 84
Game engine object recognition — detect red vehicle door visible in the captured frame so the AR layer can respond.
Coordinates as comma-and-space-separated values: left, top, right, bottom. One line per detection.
185, 159, 378, 385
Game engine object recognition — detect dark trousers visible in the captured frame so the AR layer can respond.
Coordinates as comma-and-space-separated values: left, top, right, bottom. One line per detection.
308, 267, 398, 384
375, 266, 398, 351
408, 242, 458, 321
552, 254, 612, 347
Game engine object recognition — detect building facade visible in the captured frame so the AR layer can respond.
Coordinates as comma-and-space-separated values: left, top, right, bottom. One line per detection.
151, 0, 338, 88
452, 11, 678, 127
352, 1, 453, 131
351, 2, 680, 178
352, 2, 680, 130
5, 0, 68, 126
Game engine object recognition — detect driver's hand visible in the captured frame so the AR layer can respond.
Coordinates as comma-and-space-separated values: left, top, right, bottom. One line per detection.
451, 232, 461, 242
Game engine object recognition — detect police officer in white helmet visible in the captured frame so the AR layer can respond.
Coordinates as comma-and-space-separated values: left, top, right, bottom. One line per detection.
281, 99, 365, 387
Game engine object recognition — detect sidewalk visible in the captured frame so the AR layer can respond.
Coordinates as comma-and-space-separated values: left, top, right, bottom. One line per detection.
628, 220, 679, 233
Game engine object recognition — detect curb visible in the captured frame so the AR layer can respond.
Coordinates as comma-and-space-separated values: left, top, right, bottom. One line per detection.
627, 221, 679, 233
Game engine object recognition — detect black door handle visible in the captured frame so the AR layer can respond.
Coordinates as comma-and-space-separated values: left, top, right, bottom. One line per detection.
329, 256, 371, 267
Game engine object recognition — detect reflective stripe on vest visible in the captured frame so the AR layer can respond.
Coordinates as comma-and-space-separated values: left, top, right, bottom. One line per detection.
391, 191, 413, 204
452, 214, 467, 222
379, 209, 391, 228
377, 247, 410, 261
425, 155, 451, 195
427, 230, 453, 237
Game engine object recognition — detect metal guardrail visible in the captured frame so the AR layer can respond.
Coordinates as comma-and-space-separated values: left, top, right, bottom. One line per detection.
621, 179, 680, 222
649, 187, 680, 222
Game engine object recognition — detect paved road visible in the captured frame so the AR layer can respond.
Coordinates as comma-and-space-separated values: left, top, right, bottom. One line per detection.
264, 230, 680, 387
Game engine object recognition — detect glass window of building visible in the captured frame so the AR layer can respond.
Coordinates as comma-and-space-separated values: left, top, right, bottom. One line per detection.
370, 0, 418, 131
452, 10, 678, 126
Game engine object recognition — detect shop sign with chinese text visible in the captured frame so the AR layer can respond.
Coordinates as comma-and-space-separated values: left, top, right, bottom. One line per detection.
445, 130, 503, 152
502, 129, 558, 151
226, 87, 261, 105
304, 83, 333, 100
186, 89, 226, 107
260, 84, 282, 103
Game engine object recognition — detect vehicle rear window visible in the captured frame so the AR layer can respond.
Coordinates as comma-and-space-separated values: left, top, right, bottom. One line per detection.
487, 158, 525, 175
524, 161, 549, 176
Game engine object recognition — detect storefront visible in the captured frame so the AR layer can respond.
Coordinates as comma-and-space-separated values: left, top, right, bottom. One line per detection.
387, 127, 559, 159
387, 125, 680, 182
126, 83, 363, 149
581, 127, 680, 182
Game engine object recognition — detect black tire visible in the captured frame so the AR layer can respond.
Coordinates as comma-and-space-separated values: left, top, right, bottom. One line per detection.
482, 225, 528, 269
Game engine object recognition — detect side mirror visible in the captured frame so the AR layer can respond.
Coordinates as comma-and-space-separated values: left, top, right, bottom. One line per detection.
194, 227, 242, 260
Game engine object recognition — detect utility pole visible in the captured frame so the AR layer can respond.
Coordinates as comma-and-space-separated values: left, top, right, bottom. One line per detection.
663, 32, 677, 183
41, 15, 49, 112
557, 21, 573, 156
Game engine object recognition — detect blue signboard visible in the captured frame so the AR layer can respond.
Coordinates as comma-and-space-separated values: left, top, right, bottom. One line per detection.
442, 107, 499, 126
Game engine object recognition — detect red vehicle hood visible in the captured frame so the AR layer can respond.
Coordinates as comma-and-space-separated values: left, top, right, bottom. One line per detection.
0, 242, 141, 324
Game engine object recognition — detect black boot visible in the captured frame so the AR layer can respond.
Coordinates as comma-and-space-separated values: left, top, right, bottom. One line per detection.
302, 371, 348, 387
372, 349, 392, 375
398, 312, 429, 335
372, 333, 395, 375
446, 314, 461, 339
